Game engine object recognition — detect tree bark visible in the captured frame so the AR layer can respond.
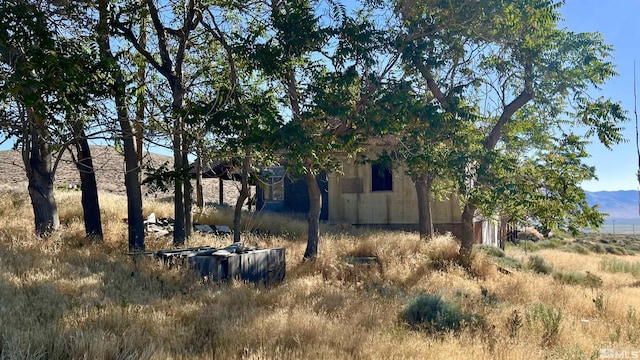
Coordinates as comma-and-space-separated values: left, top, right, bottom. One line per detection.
121, 108, 145, 252
415, 173, 434, 240
195, 155, 204, 208
303, 169, 322, 260
73, 131, 103, 241
173, 128, 186, 246
23, 110, 59, 237
183, 147, 192, 239
459, 203, 477, 260
97, 0, 145, 251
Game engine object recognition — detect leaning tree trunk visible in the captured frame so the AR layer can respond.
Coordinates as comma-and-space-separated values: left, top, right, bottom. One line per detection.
233, 147, 252, 243
73, 131, 103, 241
415, 174, 435, 240
303, 169, 322, 260
23, 111, 59, 237
459, 203, 477, 262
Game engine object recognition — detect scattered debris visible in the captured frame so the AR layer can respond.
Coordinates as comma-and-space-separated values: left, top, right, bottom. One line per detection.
344, 255, 383, 273
131, 242, 286, 285
193, 224, 232, 235
144, 212, 232, 237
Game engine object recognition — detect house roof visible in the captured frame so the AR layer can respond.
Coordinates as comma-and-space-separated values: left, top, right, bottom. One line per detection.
190, 159, 259, 185
190, 159, 240, 180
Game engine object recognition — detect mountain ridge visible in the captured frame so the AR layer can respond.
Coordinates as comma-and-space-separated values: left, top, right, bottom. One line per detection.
585, 190, 639, 221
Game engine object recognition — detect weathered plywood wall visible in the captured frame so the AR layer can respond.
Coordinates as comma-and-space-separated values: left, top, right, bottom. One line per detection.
327, 154, 462, 226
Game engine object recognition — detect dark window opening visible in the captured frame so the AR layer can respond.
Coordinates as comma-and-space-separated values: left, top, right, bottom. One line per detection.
371, 163, 393, 192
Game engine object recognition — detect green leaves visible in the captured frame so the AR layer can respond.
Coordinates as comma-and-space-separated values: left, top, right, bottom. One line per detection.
577, 98, 627, 149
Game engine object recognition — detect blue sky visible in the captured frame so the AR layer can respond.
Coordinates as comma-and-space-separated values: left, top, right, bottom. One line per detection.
560, 0, 639, 191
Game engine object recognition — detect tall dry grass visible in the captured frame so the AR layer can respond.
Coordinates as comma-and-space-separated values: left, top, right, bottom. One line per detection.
1, 189, 640, 359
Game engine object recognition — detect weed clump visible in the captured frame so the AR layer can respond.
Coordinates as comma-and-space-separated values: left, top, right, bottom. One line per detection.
494, 256, 523, 270
600, 258, 640, 277
527, 255, 554, 274
525, 303, 563, 347
400, 293, 476, 333
426, 236, 460, 269
552, 270, 602, 288
506, 309, 523, 338
475, 244, 505, 258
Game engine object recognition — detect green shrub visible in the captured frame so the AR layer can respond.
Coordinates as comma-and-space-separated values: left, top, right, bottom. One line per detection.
475, 244, 505, 258
552, 270, 602, 288
536, 238, 567, 249
400, 293, 475, 333
566, 243, 590, 255
605, 245, 627, 255
526, 303, 563, 347
519, 240, 541, 252
494, 256, 523, 270
600, 258, 640, 277
589, 243, 606, 254
528, 255, 554, 275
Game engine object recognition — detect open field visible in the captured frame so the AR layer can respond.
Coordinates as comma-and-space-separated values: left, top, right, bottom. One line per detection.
2, 190, 640, 359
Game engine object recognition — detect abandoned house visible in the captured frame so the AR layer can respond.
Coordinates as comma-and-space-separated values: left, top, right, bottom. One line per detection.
255, 150, 501, 247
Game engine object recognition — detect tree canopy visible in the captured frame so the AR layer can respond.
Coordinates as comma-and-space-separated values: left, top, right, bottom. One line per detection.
0, 0, 627, 260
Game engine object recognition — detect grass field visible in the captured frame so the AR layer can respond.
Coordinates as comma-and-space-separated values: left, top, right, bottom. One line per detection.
1, 190, 640, 359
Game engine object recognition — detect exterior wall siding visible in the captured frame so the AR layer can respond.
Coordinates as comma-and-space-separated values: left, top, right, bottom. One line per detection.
328, 156, 463, 227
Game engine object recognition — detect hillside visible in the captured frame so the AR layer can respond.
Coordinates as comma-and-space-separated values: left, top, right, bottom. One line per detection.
0, 146, 246, 206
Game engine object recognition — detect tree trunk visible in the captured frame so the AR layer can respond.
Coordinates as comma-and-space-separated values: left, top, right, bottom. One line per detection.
460, 203, 477, 260
97, 0, 145, 251
303, 170, 322, 260
233, 147, 252, 243
183, 147, 192, 239
23, 111, 59, 237
195, 155, 204, 208
73, 132, 103, 241
415, 173, 434, 240
122, 120, 145, 251
173, 128, 185, 246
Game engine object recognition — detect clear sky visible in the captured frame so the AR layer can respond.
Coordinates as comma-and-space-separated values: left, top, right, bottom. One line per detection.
560, 0, 639, 191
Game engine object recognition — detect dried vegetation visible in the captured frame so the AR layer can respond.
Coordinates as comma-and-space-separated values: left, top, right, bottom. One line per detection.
1, 189, 640, 359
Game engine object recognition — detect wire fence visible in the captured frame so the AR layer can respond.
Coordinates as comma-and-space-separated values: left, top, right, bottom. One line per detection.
593, 222, 640, 235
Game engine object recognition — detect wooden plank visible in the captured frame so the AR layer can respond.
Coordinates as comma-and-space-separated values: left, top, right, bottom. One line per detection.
188, 256, 224, 281
225, 254, 241, 281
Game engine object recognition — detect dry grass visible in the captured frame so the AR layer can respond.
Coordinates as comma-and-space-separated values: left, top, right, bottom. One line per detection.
2, 190, 640, 359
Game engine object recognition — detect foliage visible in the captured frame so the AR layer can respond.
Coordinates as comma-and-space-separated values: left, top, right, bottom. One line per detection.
385, 0, 626, 252
527, 255, 554, 274
525, 302, 563, 347
400, 293, 476, 333
475, 244, 506, 258
494, 256, 524, 271
552, 270, 602, 288
600, 258, 640, 277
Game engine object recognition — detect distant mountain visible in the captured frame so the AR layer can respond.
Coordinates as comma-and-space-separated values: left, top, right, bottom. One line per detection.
585, 190, 639, 220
